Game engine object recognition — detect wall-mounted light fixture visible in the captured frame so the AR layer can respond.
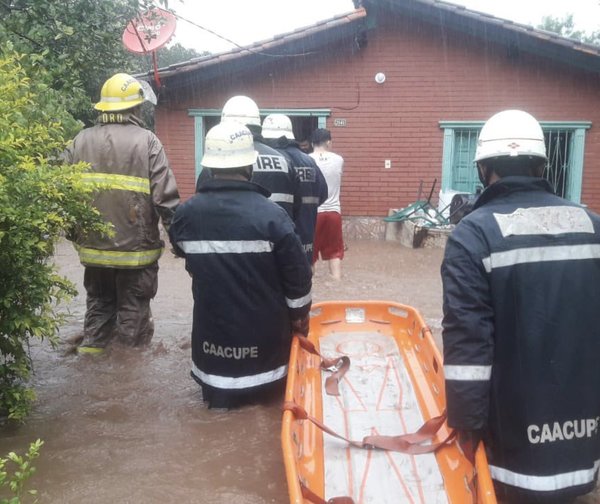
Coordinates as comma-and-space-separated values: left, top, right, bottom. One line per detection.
374, 72, 386, 84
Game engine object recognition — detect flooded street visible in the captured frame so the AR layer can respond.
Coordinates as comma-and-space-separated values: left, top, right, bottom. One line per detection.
0, 239, 597, 503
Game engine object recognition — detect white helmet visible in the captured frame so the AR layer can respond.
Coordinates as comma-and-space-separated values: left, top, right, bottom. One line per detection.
221, 95, 261, 128
474, 110, 547, 163
262, 113, 295, 140
201, 122, 258, 169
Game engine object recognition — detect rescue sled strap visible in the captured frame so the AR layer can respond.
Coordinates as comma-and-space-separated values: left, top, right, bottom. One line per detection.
283, 402, 456, 454
295, 334, 350, 396
300, 481, 356, 504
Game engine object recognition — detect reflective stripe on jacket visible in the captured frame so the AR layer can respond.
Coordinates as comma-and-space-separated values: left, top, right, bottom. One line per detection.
251, 137, 300, 221
265, 138, 328, 263
75, 245, 162, 268
64, 113, 180, 268
441, 176, 600, 501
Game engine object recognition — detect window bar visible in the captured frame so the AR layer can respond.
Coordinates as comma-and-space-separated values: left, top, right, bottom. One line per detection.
561, 130, 569, 197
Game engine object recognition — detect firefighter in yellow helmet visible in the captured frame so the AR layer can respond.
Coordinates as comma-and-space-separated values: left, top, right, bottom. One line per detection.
64, 73, 180, 354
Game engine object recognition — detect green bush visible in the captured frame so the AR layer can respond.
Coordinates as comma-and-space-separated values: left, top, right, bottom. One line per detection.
0, 440, 43, 503
0, 51, 108, 420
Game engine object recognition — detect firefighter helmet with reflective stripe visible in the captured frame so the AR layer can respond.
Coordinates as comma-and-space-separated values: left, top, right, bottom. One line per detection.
262, 113, 295, 140
221, 95, 261, 128
201, 122, 258, 169
94, 73, 148, 112
474, 110, 547, 163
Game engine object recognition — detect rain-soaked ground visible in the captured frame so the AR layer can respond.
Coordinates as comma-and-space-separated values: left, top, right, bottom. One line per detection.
0, 239, 597, 503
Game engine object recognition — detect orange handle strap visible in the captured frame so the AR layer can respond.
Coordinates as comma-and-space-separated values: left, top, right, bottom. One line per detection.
283, 401, 455, 454
295, 334, 350, 396
300, 481, 356, 504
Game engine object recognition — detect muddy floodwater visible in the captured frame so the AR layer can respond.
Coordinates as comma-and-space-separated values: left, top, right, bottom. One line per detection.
0, 239, 597, 503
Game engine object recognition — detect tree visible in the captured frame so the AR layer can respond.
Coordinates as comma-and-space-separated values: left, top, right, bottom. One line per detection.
157, 42, 207, 67
128, 42, 208, 75
0, 52, 109, 420
538, 14, 600, 46
0, 0, 172, 124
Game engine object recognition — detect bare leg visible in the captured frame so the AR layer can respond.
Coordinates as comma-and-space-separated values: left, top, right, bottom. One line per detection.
328, 258, 341, 280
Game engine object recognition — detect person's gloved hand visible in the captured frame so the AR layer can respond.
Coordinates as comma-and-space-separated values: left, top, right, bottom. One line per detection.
457, 429, 483, 465
291, 315, 310, 337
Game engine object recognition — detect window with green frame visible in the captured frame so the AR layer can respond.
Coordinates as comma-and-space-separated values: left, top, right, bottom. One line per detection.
439, 121, 591, 203
189, 108, 331, 181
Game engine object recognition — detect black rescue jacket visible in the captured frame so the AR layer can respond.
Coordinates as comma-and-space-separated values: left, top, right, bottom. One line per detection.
169, 179, 312, 394
442, 177, 600, 501
251, 136, 301, 222
265, 137, 328, 262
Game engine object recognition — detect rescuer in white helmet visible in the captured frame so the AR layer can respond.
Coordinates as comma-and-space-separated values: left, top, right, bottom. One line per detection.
262, 113, 328, 265
64, 73, 179, 355
169, 121, 312, 409
215, 96, 302, 224
441, 110, 600, 503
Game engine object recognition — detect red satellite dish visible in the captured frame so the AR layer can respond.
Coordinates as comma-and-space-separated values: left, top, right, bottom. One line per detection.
123, 8, 177, 87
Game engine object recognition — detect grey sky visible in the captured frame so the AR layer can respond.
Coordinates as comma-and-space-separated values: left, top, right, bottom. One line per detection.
168, 0, 599, 53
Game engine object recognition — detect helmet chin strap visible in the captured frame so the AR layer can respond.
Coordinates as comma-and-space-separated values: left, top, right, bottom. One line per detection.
477, 164, 493, 188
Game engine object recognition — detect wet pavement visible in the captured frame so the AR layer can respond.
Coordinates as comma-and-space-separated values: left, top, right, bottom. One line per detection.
0, 239, 597, 503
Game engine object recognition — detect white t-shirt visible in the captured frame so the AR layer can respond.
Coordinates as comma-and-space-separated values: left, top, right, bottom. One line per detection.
310, 150, 344, 213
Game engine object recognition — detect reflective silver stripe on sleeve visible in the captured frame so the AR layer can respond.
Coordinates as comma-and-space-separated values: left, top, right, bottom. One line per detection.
269, 193, 294, 204
302, 196, 321, 205
489, 459, 600, 492
286, 292, 312, 309
494, 206, 594, 237
482, 244, 600, 273
191, 362, 288, 389
444, 365, 492, 381
177, 240, 273, 254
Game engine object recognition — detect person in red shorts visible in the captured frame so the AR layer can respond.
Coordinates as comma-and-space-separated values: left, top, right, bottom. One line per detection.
309, 128, 344, 280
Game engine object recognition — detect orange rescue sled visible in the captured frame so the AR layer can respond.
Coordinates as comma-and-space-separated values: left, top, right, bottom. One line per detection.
281, 300, 497, 504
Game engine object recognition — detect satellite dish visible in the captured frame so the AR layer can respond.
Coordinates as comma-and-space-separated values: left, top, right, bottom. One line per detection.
123, 8, 177, 88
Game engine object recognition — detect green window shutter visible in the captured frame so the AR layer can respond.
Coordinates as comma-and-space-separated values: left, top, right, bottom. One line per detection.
194, 116, 205, 181
441, 128, 454, 192
565, 128, 586, 203
451, 130, 479, 192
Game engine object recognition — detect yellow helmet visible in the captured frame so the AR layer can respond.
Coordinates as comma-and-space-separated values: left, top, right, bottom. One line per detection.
94, 73, 147, 112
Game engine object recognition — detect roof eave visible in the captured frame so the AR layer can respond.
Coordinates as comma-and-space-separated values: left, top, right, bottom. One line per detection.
366, 0, 600, 73
142, 8, 367, 84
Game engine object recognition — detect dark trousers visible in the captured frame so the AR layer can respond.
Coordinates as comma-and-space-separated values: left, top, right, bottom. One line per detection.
82, 263, 159, 348
192, 373, 286, 409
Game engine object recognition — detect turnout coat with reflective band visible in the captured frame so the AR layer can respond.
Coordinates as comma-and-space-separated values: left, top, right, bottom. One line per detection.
265, 138, 328, 262
64, 113, 180, 268
251, 137, 301, 221
169, 179, 312, 391
441, 176, 600, 500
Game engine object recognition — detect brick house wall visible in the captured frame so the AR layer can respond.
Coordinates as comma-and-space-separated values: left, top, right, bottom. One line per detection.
155, 12, 600, 215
